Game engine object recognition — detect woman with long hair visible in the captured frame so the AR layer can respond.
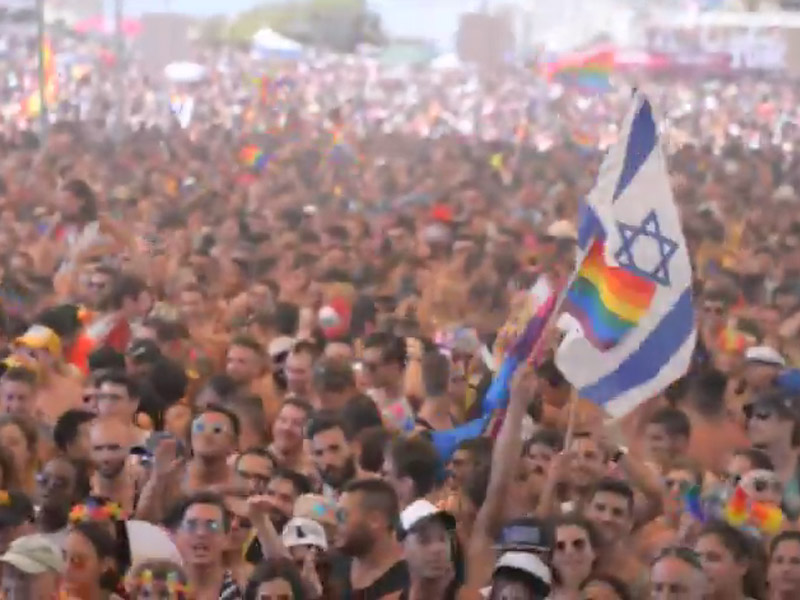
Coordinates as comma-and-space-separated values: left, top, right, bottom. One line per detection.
550, 515, 599, 600
0, 415, 37, 495
62, 521, 123, 600
694, 521, 766, 600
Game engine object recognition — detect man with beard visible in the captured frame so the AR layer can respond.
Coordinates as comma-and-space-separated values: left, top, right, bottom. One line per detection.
88, 417, 141, 512
308, 411, 357, 499
400, 499, 458, 600
334, 478, 409, 599
35, 457, 80, 549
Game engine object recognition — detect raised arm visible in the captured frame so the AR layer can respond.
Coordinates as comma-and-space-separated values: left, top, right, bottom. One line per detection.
464, 365, 535, 591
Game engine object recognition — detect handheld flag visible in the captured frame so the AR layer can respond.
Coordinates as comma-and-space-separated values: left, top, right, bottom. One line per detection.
483, 277, 557, 414
556, 93, 696, 418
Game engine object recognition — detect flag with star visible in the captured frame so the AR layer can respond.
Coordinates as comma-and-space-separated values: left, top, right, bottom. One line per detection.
555, 93, 696, 418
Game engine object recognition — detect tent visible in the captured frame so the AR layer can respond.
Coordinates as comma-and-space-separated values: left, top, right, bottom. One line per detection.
251, 27, 303, 60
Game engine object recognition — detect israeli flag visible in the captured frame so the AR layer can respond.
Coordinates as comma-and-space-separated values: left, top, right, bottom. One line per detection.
556, 93, 696, 418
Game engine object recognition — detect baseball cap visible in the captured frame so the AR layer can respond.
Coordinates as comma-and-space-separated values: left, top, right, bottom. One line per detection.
745, 346, 786, 368
494, 551, 552, 588
494, 517, 552, 553
15, 325, 61, 357
281, 518, 328, 550
400, 499, 456, 538
127, 339, 162, 365
0, 491, 34, 528
0, 534, 64, 574
293, 494, 338, 529
745, 390, 798, 421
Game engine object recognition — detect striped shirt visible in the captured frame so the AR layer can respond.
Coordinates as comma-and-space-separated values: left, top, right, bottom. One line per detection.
220, 571, 243, 600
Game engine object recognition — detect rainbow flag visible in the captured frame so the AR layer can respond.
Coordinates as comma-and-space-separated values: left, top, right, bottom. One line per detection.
572, 129, 598, 153
544, 47, 614, 91
563, 239, 656, 350
239, 144, 269, 171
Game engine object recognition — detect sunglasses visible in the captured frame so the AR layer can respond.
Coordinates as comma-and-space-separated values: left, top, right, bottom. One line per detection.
556, 538, 588, 553
192, 419, 228, 435
664, 478, 693, 494
180, 518, 223, 534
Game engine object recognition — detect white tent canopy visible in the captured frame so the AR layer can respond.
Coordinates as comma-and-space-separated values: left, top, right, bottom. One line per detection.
252, 27, 303, 60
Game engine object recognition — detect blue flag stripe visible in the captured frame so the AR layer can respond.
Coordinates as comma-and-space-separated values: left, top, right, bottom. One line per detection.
612, 99, 656, 201
578, 288, 694, 406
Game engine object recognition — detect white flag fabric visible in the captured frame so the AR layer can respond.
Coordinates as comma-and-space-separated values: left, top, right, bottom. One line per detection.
555, 93, 696, 418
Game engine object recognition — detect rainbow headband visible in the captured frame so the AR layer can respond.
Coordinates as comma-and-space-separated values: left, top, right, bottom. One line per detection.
69, 501, 128, 523
129, 570, 192, 597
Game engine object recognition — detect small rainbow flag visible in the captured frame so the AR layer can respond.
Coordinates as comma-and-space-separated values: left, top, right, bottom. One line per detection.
571, 129, 598, 153
239, 144, 268, 171
563, 239, 656, 350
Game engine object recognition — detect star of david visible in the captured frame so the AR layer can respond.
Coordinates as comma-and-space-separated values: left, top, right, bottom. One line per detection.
613, 209, 678, 287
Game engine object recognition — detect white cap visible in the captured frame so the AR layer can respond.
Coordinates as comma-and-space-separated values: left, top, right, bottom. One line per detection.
745, 346, 786, 368
400, 499, 456, 535
281, 517, 328, 550
268, 336, 295, 359
494, 551, 552, 586
0, 534, 64, 574
546, 220, 577, 240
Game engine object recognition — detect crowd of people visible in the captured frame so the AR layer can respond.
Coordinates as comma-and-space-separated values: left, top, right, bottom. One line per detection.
0, 26, 799, 600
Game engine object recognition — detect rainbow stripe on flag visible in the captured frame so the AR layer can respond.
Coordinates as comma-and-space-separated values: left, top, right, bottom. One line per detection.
564, 239, 656, 350
544, 47, 614, 92
239, 144, 269, 171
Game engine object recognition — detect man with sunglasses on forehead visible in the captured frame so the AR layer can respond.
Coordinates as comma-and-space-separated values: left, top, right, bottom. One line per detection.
745, 390, 800, 519
173, 491, 243, 600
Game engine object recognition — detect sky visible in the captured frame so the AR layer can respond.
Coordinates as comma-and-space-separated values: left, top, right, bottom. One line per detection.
121, 0, 485, 46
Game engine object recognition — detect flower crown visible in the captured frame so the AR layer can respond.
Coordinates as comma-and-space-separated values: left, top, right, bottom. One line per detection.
129, 570, 192, 597
69, 501, 128, 523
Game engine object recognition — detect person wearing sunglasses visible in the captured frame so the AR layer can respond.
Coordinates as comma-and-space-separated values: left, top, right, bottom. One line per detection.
694, 521, 765, 600
173, 491, 242, 600
744, 390, 800, 519
550, 515, 599, 600
635, 459, 703, 565
649, 546, 708, 600
185, 405, 240, 494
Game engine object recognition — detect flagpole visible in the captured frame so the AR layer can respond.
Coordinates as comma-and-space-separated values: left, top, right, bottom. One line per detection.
36, 0, 48, 136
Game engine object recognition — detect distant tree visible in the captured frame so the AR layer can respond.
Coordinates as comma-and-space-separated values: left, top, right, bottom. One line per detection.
224, 0, 383, 49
